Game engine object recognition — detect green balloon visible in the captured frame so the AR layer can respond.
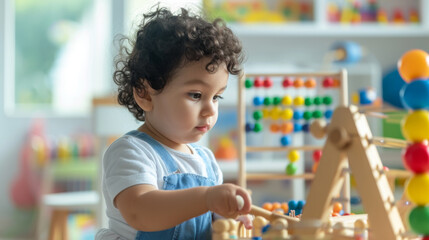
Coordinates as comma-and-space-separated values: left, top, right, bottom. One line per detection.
409, 206, 429, 235
286, 163, 297, 175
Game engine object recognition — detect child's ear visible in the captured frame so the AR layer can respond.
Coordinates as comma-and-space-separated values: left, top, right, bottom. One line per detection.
133, 81, 154, 112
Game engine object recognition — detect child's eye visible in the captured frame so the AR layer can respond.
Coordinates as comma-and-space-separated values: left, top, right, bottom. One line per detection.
213, 95, 224, 101
188, 93, 202, 100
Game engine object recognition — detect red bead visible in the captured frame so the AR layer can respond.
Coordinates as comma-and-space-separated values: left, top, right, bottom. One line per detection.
263, 77, 273, 88
422, 236, 429, 240
254, 77, 263, 87
322, 77, 334, 88
282, 77, 293, 88
403, 143, 429, 173
313, 149, 322, 162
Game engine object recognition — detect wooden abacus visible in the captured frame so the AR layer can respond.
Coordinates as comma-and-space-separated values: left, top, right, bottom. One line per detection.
237, 69, 351, 212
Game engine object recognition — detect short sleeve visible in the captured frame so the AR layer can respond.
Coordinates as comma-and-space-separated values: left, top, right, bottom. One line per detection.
102, 137, 158, 204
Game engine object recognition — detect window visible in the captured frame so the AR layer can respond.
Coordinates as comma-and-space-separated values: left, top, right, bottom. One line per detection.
6, 0, 111, 116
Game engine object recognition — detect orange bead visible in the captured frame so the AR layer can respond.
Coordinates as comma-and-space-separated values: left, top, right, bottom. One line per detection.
272, 202, 281, 210
333, 202, 343, 213
270, 123, 280, 133
312, 161, 319, 173
280, 122, 294, 134
332, 79, 341, 87
398, 49, 429, 82
304, 78, 317, 88
281, 202, 289, 213
293, 78, 304, 88
262, 202, 273, 211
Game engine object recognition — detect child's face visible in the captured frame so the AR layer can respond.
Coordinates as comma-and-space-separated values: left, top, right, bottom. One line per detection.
145, 58, 228, 146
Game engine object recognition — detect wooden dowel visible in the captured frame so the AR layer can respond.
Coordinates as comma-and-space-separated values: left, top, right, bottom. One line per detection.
250, 205, 300, 223
246, 145, 322, 153
246, 173, 314, 181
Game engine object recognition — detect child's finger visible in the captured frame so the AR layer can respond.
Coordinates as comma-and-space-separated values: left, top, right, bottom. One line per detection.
235, 190, 252, 213
236, 195, 244, 210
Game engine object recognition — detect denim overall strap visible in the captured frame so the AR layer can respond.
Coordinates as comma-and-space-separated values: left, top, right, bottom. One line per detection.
125, 130, 178, 174
129, 131, 215, 240
190, 143, 216, 182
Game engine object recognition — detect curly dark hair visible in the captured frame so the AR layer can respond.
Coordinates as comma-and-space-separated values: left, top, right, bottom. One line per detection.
113, 7, 244, 121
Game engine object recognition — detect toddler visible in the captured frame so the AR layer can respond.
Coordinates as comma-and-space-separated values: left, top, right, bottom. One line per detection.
95, 6, 252, 240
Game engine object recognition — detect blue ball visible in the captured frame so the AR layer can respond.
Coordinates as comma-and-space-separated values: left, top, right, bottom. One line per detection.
280, 135, 291, 146
297, 200, 306, 210
324, 109, 333, 119
293, 123, 302, 132
293, 110, 303, 120
382, 69, 406, 108
288, 200, 297, 211
253, 96, 264, 106
245, 123, 254, 132
302, 123, 310, 132
400, 79, 429, 110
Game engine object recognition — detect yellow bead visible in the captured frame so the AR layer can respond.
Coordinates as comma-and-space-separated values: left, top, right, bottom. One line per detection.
282, 96, 292, 106
288, 150, 300, 162
270, 107, 282, 120
262, 108, 270, 119
281, 108, 293, 120
402, 110, 429, 142
406, 173, 429, 205
293, 96, 305, 106
352, 92, 359, 104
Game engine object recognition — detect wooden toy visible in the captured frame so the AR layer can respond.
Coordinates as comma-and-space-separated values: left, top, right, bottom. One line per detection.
238, 70, 350, 212
225, 64, 429, 239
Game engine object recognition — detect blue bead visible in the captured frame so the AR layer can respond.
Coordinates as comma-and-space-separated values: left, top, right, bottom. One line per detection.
325, 109, 333, 119
262, 224, 271, 233
288, 200, 297, 210
297, 200, 306, 209
245, 123, 254, 132
253, 96, 264, 106
400, 79, 429, 110
293, 123, 302, 132
293, 110, 303, 120
280, 135, 291, 146
302, 123, 310, 132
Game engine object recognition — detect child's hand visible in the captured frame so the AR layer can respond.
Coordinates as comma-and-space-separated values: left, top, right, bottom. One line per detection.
205, 183, 251, 219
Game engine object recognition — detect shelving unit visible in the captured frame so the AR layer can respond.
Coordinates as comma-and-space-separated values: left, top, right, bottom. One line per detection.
222, 0, 429, 37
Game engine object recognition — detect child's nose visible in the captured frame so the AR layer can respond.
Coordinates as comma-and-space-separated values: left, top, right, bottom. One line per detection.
201, 100, 217, 117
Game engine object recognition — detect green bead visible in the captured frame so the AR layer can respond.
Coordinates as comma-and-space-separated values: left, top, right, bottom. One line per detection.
245, 79, 253, 88
304, 97, 313, 106
314, 97, 322, 105
286, 163, 297, 175
273, 96, 282, 105
263, 97, 271, 106
409, 206, 429, 235
253, 110, 263, 120
323, 96, 333, 105
312, 110, 322, 119
254, 122, 263, 132
303, 111, 312, 120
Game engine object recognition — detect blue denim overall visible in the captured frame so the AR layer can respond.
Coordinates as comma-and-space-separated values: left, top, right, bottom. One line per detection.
127, 131, 216, 240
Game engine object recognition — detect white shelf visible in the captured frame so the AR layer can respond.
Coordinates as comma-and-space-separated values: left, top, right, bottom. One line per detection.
229, 23, 429, 37
218, 160, 287, 180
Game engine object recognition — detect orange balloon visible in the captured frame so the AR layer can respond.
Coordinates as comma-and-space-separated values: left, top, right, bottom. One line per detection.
397, 49, 429, 82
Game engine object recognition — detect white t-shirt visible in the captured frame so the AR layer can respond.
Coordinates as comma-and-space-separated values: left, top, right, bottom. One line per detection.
95, 132, 223, 240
